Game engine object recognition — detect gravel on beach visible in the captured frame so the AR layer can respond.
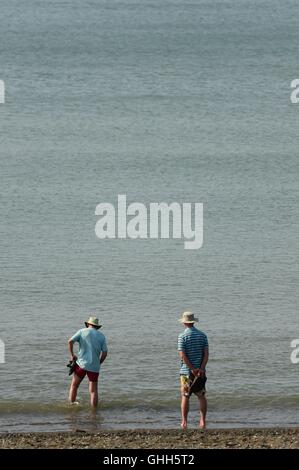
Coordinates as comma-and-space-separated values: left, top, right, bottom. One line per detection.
0, 428, 298, 449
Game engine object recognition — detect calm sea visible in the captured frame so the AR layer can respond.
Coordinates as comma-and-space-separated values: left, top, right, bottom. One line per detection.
0, 0, 299, 432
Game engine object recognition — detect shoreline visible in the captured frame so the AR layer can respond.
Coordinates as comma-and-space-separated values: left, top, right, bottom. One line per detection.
0, 428, 298, 449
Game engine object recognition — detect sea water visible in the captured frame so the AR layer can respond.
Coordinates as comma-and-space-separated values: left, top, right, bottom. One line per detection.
0, 0, 298, 431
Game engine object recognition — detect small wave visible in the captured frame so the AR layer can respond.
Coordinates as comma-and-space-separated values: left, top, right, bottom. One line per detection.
0, 401, 85, 414
0, 394, 299, 415
0, 398, 179, 414
208, 394, 299, 410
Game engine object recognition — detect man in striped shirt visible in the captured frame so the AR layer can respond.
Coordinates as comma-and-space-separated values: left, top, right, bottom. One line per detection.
178, 311, 209, 429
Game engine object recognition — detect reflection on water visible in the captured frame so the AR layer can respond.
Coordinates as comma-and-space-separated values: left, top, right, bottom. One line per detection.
66, 407, 105, 433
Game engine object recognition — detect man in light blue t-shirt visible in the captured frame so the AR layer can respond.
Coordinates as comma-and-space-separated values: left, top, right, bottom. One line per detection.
68, 316, 108, 408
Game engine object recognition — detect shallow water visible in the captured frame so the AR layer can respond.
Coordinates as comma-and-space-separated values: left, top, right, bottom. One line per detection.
0, 0, 299, 431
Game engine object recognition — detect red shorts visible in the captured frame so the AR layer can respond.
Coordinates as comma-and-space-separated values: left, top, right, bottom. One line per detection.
74, 364, 99, 383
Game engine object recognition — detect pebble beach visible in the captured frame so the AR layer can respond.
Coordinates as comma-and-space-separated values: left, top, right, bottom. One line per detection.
1, 428, 298, 449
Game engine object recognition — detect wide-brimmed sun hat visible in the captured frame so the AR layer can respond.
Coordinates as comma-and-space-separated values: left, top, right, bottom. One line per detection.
178, 311, 198, 324
85, 316, 102, 329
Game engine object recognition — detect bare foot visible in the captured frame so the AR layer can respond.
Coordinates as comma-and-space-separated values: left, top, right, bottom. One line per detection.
199, 419, 206, 429
181, 420, 187, 430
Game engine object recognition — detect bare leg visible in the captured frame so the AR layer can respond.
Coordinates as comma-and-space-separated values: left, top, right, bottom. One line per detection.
89, 381, 99, 408
69, 374, 83, 403
181, 395, 189, 429
198, 394, 207, 429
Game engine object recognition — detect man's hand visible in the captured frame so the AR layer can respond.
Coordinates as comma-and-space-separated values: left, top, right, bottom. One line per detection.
192, 368, 205, 377
71, 355, 77, 361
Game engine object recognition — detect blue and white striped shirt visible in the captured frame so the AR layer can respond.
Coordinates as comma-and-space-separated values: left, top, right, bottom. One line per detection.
178, 326, 209, 375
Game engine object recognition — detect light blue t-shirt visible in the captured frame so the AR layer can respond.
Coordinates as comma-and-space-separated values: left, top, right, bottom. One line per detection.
71, 327, 108, 373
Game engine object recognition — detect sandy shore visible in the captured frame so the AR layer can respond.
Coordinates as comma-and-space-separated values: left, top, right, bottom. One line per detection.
0, 428, 298, 449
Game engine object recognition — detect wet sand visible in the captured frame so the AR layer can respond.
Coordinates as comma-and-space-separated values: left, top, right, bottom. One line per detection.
0, 428, 298, 449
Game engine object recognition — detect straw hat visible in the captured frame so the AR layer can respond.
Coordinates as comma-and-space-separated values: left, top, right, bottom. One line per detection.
178, 311, 198, 324
85, 316, 102, 329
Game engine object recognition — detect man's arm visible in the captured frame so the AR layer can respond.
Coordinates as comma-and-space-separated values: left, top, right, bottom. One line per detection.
200, 347, 209, 373
100, 351, 107, 364
178, 351, 198, 376
68, 339, 77, 361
